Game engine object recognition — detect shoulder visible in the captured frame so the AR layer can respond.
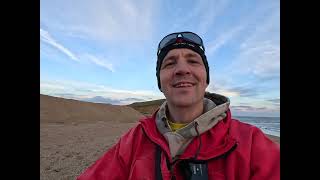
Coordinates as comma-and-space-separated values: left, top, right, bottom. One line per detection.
229, 118, 258, 136
229, 118, 277, 146
227, 118, 279, 167
118, 120, 146, 145
116, 116, 157, 162
118, 116, 155, 149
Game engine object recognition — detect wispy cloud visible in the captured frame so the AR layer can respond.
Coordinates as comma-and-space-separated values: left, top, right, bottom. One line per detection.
80, 96, 147, 105
209, 82, 259, 98
53, 93, 76, 97
224, 7, 279, 80
40, 29, 79, 61
206, 25, 244, 56
231, 105, 267, 111
169, 0, 232, 35
213, 87, 257, 98
256, 74, 280, 82
227, 86, 259, 97
197, 0, 232, 34
82, 96, 122, 105
208, 85, 239, 97
240, 6, 279, 49
41, 0, 157, 42
169, 0, 216, 32
239, 40, 279, 78
230, 105, 280, 117
267, 98, 280, 103
84, 54, 115, 72
201, 1, 277, 57
123, 97, 146, 102
40, 82, 66, 90
267, 98, 280, 108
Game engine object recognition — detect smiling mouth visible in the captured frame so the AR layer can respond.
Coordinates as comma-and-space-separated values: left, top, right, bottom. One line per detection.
173, 82, 195, 88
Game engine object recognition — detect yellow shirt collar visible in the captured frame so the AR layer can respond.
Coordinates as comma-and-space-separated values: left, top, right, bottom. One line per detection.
167, 119, 188, 132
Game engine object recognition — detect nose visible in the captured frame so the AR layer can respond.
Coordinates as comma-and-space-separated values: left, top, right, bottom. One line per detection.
174, 59, 191, 76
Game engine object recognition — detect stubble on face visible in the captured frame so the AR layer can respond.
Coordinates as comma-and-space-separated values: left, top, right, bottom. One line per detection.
160, 48, 208, 108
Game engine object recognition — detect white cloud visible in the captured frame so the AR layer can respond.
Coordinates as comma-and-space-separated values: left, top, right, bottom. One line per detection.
40, 82, 66, 90
208, 84, 239, 97
41, 0, 157, 42
84, 54, 115, 72
40, 29, 79, 61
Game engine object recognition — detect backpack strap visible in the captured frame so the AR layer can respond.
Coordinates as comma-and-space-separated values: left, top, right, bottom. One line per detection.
155, 144, 163, 180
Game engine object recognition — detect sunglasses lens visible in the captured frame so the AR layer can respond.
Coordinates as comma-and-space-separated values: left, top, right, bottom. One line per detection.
159, 34, 177, 49
158, 32, 204, 54
182, 33, 202, 45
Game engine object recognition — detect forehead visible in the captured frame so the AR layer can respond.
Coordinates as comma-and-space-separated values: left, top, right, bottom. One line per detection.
164, 48, 201, 59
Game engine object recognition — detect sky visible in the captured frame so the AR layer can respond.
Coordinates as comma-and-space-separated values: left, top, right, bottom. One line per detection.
40, 0, 280, 117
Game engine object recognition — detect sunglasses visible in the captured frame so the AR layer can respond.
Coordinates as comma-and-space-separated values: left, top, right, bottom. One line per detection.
157, 31, 205, 55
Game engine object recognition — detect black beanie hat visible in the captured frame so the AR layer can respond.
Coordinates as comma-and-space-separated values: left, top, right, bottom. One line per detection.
156, 40, 210, 91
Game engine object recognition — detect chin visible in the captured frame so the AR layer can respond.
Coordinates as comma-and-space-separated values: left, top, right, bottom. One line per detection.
169, 97, 198, 107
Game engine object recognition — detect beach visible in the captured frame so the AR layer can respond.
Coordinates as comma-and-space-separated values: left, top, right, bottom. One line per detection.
40, 121, 136, 180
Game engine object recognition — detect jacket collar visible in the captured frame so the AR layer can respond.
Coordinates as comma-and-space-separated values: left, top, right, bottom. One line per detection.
139, 92, 237, 161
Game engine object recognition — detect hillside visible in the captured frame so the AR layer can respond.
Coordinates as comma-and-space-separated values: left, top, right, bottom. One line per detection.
128, 98, 165, 116
41, 94, 144, 124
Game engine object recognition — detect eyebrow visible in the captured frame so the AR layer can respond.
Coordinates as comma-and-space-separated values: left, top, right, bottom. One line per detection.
163, 52, 200, 62
184, 53, 200, 58
163, 55, 177, 62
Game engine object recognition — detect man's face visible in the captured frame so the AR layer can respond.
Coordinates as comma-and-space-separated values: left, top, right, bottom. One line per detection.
160, 48, 208, 107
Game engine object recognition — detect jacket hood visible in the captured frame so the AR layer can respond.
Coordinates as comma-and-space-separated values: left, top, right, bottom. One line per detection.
154, 92, 230, 159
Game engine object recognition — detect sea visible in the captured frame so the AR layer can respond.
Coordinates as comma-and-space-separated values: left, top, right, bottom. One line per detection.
233, 116, 280, 137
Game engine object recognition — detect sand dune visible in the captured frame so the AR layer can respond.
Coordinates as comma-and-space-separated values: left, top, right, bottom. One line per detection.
40, 94, 144, 180
40, 94, 144, 124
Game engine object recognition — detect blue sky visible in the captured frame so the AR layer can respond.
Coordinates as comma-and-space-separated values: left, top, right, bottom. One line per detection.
40, 0, 280, 117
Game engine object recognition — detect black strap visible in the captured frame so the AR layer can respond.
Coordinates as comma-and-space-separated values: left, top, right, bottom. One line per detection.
155, 144, 163, 180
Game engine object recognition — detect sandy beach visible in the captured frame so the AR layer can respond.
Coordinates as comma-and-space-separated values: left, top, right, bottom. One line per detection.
40, 121, 137, 180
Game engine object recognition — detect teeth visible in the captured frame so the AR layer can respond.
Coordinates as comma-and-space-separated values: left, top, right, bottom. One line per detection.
175, 83, 193, 87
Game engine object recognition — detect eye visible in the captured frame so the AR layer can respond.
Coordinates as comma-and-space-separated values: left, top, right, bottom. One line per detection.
188, 59, 200, 64
161, 60, 175, 69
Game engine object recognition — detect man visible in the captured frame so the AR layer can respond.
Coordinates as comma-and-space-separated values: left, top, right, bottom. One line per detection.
77, 32, 280, 180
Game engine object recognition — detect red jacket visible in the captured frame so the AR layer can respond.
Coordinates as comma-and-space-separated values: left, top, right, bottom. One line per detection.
77, 110, 280, 180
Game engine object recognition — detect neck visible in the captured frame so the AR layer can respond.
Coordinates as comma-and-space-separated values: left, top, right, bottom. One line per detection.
166, 100, 204, 124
